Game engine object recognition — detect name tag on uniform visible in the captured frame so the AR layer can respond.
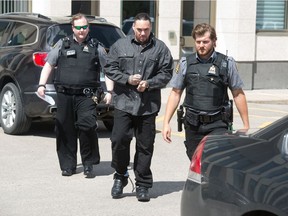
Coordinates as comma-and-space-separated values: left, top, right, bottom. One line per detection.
66, 50, 76, 56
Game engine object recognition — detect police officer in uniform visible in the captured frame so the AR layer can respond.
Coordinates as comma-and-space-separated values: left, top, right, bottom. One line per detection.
162, 23, 249, 160
37, 13, 113, 176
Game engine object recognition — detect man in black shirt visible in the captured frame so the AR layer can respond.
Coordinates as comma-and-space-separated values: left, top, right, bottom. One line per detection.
104, 12, 173, 202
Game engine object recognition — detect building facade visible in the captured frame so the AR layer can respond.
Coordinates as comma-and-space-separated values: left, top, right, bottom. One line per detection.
1, 0, 288, 89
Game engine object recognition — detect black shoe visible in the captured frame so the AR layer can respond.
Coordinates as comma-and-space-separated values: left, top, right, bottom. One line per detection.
83, 165, 93, 176
62, 168, 76, 177
111, 173, 128, 199
136, 186, 150, 202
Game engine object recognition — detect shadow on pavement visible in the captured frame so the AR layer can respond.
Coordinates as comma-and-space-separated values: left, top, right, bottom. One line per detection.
151, 181, 185, 198
119, 181, 185, 199
120, 180, 185, 199
74, 161, 114, 179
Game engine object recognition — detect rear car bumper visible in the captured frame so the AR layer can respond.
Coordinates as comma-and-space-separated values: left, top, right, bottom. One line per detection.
181, 179, 241, 216
180, 178, 277, 216
181, 179, 210, 216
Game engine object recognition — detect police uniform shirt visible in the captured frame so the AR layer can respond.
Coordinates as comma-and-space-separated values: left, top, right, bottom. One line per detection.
46, 35, 107, 68
171, 51, 244, 91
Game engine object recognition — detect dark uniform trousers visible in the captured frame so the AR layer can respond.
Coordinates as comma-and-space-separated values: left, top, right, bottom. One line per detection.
55, 92, 100, 171
111, 109, 156, 188
184, 120, 228, 160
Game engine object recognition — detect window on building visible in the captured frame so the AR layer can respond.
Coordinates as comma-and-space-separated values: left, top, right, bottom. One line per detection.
1, 0, 29, 13
256, 0, 287, 30
121, 1, 156, 35
180, 1, 210, 57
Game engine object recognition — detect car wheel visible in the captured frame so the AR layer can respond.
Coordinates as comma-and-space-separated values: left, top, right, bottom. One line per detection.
102, 120, 113, 131
0, 83, 32, 135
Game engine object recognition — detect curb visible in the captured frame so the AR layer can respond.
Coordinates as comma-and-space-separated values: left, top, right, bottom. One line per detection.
247, 100, 288, 105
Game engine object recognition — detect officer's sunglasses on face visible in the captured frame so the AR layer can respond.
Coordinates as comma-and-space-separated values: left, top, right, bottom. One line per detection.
73, 25, 89, 30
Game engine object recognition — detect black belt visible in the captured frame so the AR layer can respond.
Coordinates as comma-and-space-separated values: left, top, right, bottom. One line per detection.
198, 112, 223, 123
56, 86, 99, 96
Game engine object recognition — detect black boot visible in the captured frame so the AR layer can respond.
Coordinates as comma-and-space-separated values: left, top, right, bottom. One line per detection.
136, 186, 150, 202
111, 173, 128, 199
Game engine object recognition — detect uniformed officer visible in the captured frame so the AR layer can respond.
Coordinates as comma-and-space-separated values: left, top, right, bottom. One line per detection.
162, 23, 249, 160
37, 13, 113, 177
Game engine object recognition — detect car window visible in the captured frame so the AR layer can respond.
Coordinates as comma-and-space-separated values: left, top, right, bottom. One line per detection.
89, 24, 124, 49
7, 22, 37, 46
46, 24, 72, 47
46, 23, 124, 50
122, 20, 133, 35
0, 21, 10, 46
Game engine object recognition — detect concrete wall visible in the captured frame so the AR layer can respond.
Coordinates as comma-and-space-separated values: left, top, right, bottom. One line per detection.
238, 61, 288, 90
215, 0, 257, 62
158, 0, 181, 60
31, 0, 288, 90
215, 0, 288, 90
32, 0, 71, 16
99, 0, 121, 28
256, 34, 288, 61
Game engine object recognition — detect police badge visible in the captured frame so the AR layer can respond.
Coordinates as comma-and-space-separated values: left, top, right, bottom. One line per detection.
208, 65, 216, 74
83, 45, 89, 52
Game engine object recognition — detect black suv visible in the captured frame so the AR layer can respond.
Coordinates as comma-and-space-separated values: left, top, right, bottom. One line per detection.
0, 13, 124, 134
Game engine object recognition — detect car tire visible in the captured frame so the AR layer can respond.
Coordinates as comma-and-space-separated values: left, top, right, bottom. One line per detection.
102, 120, 113, 131
0, 83, 32, 135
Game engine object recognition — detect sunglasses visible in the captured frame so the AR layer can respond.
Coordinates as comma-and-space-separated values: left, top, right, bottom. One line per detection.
73, 25, 89, 30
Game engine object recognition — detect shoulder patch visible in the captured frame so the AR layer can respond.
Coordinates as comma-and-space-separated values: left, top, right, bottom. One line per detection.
52, 43, 58, 49
175, 63, 180, 74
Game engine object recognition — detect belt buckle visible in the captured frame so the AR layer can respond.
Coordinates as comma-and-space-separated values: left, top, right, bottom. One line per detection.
200, 115, 211, 123
83, 88, 92, 95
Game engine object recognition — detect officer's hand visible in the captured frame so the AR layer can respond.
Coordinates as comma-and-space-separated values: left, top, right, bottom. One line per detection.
103, 92, 112, 104
128, 74, 142, 86
137, 80, 149, 92
37, 86, 46, 97
162, 124, 172, 143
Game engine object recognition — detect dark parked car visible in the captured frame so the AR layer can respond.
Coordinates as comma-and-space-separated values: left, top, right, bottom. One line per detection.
0, 13, 125, 134
181, 115, 288, 216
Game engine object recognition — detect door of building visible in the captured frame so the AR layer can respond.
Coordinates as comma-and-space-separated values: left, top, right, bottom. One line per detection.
121, 0, 156, 35
180, 0, 211, 57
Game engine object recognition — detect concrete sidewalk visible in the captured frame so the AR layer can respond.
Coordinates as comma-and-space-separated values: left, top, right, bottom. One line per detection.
244, 89, 288, 104
164, 87, 288, 104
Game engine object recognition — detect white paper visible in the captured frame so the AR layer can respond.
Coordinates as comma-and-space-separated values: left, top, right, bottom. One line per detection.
35, 92, 55, 105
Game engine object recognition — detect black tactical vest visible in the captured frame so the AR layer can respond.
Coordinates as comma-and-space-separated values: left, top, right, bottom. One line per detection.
54, 35, 101, 88
183, 52, 229, 112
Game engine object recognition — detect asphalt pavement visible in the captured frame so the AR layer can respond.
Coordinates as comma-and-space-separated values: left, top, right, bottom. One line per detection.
0, 88, 288, 216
